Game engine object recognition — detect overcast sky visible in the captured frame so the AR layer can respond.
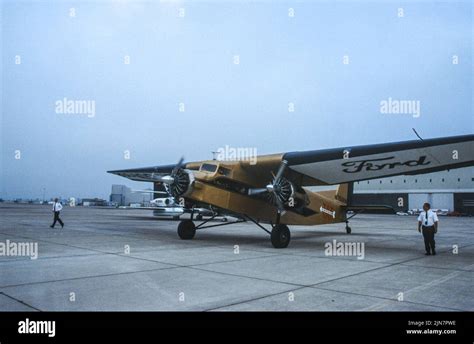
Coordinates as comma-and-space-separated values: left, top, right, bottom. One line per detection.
1, 0, 472, 200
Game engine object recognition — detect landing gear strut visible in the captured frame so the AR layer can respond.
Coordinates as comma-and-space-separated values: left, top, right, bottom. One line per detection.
345, 221, 352, 234
345, 210, 362, 234
176, 211, 246, 241
243, 212, 291, 249
176, 209, 291, 249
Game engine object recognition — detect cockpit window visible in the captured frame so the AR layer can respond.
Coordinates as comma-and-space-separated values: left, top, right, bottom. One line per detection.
200, 163, 218, 173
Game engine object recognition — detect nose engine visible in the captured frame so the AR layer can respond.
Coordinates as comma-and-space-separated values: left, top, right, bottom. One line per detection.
165, 168, 194, 198
151, 157, 195, 199
263, 176, 295, 207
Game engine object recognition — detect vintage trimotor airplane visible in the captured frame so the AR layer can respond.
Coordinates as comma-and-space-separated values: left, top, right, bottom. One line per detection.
108, 134, 474, 248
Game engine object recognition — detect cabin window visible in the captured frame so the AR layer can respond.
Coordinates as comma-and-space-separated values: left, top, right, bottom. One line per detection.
218, 167, 231, 176
201, 163, 217, 173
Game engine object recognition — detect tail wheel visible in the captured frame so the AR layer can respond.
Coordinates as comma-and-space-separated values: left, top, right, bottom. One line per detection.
177, 220, 196, 240
271, 224, 291, 248
345, 221, 352, 234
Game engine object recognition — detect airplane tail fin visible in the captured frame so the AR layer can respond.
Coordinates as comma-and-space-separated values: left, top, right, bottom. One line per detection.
335, 183, 353, 205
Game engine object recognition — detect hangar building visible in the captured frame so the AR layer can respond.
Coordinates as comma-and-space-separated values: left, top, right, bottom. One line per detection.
110, 184, 152, 206
352, 166, 474, 214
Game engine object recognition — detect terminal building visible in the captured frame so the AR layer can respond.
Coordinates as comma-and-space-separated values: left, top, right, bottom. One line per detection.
352, 166, 474, 214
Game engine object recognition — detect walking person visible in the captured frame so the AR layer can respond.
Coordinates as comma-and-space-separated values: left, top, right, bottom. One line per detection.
50, 198, 64, 229
417, 202, 438, 255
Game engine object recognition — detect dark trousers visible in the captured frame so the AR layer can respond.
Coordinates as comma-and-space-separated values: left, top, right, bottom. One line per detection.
52, 211, 64, 227
422, 226, 436, 253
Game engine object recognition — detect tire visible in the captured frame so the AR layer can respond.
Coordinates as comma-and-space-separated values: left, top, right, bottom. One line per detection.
346, 226, 352, 234
196, 214, 203, 221
271, 224, 291, 248
177, 220, 196, 240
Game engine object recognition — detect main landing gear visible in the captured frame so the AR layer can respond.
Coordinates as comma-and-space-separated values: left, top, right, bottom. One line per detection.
177, 219, 196, 240
242, 212, 291, 249
270, 224, 291, 248
176, 210, 291, 248
176, 211, 246, 241
345, 220, 352, 234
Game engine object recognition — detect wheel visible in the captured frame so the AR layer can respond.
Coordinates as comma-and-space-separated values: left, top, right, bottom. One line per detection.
177, 220, 196, 240
221, 217, 228, 222
196, 214, 203, 221
346, 226, 352, 234
271, 224, 291, 248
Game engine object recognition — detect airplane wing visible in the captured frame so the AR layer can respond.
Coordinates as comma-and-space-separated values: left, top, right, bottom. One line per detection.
107, 164, 177, 182
108, 134, 474, 187
284, 134, 474, 185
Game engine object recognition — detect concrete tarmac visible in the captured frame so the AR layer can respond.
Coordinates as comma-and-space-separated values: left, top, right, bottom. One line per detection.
0, 204, 472, 311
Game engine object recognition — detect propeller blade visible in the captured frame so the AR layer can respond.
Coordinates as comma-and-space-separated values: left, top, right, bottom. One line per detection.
177, 156, 185, 168
149, 174, 175, 184
274, 160, 288, 181
275, 196, 286, 214
172, 156, 185, 175
248, 188, 268, 196
131, 190, 169, 195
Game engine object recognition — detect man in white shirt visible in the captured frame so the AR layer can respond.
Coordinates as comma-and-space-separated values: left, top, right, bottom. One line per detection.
417, 202, 438, 255
50, 198, 64, 229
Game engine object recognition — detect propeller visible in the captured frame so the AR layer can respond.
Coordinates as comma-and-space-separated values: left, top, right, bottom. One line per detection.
150, 156, 194, 198
248, 160, 293, 213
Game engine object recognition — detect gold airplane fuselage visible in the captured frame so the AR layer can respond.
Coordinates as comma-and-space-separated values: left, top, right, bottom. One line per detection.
181, 157, 348, 226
